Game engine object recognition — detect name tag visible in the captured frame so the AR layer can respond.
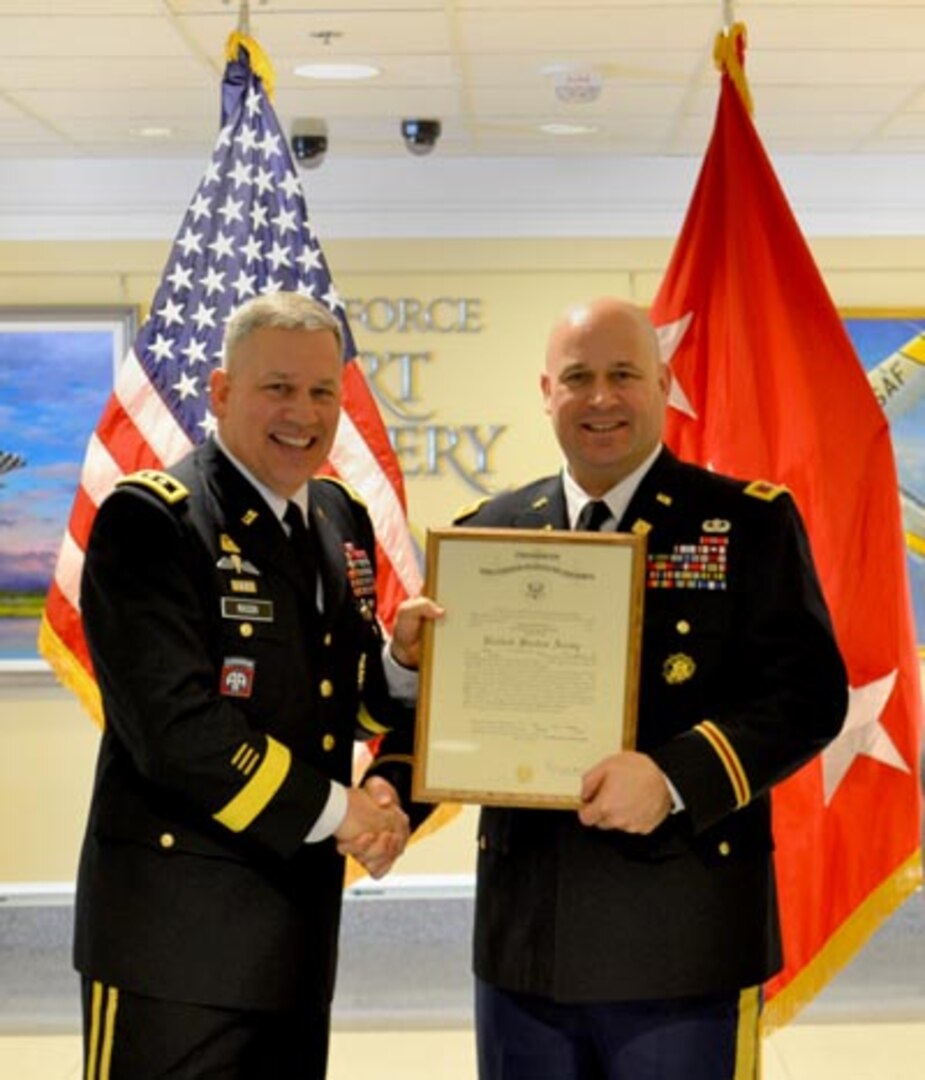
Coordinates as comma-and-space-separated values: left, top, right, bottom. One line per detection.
221, 598, 274, 622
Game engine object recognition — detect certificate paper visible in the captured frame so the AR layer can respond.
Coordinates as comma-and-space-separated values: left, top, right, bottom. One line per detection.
413, 527, 646, 809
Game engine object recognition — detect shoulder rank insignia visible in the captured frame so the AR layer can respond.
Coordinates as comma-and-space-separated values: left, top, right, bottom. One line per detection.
453, 496, 489, 524
317, 475, 368, 509
116, 469, 189, 505
744, 479, 787, 502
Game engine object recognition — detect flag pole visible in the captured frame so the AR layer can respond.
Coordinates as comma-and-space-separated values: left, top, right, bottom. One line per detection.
722, 0, 735, 30
237, 0, 251, 36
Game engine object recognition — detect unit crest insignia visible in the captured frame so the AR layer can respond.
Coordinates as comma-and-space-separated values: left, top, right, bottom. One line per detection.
663, 653, 697, 685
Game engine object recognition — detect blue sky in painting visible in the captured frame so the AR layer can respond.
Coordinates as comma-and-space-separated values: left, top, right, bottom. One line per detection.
0, 327, 114, 591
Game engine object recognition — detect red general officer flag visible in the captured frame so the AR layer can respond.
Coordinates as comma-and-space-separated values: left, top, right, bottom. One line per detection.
38, 32, 421, 725
650, 23, 923, 1028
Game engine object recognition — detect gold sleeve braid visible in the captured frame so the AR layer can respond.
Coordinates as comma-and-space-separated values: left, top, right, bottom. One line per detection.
213, 736, 291, 832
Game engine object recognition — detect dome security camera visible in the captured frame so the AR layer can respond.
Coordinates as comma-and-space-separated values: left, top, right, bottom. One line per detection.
290, 119, 328, 169
401, 118, 441, 156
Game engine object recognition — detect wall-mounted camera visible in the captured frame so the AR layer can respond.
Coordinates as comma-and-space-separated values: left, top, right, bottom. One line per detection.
290, 118, 328, 169
401, 118, 441, 156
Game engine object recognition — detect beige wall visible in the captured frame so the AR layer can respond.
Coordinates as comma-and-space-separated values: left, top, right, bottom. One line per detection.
2, 235, 923, 884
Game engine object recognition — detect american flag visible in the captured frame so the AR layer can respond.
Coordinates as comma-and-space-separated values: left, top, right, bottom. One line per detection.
38, 33, 421, 722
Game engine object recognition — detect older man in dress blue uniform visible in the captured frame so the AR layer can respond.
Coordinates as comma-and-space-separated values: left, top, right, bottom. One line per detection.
74, 292, 438, 1080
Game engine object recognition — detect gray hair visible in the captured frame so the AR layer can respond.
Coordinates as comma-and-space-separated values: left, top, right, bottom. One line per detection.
222, 293, 344, 370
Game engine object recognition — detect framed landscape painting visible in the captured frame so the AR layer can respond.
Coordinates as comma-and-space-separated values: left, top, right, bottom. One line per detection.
0, 307, 135, 671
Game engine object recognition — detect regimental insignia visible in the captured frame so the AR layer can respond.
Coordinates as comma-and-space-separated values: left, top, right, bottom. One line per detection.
220, 657, 255, 698
744, 479, 787, 501
220, 533, 241, 554
241, 509, 259, 526
647, 534, 729, 590
531, 495, 550, 510
516, 764, 534, 784
343, 541, 376, 621
663, 653, 696, 685
702, 518, 731, 533
656, 492, 673, 506
631, 519, 653, 536
116, 469, 189, 505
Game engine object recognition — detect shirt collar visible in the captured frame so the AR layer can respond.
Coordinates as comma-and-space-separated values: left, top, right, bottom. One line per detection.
213, 433, 309, 527
563, 443, 662, 529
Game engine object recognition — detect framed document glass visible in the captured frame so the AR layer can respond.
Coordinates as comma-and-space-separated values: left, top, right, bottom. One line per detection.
413, 527, 647, 809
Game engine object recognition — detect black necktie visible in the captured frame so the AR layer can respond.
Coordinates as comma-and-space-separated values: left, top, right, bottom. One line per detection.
283, 500, 317, 596
575, 499, 612, 532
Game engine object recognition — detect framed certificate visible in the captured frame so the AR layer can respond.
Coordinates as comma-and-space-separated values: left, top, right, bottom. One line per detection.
412, 527, 647, 809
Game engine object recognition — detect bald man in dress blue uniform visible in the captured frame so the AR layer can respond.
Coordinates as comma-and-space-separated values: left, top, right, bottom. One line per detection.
452, 298, 848, 1080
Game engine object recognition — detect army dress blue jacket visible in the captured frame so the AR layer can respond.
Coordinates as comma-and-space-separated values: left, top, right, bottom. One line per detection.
456, 447, 848, 1003
74, 438, 412, 1010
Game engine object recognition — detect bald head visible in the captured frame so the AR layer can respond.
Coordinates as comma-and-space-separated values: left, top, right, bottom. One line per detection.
541, 297, 670, 495
545, 298, 661, 375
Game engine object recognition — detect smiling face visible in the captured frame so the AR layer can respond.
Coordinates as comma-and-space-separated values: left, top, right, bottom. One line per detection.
541, 298, 670, 496
209, 324, 343, 499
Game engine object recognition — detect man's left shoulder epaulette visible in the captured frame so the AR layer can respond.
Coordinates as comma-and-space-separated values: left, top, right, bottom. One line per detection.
452, 496, 490, 525
116, 469, 189, 505
316, 475, 368, 509
742, 479, 788, 502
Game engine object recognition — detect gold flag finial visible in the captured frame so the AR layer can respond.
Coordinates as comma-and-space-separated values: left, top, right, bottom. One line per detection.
225, 29, 276, 101
713, 21, 754, 116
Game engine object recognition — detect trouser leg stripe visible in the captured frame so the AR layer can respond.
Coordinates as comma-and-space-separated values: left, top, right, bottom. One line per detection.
734, 985, 762, 1080
86, 981, 119, 1080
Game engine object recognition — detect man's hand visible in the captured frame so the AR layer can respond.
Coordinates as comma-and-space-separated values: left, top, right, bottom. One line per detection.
335, 777, 410, 879
389, 595, 445, 669
577, 751, 672, 835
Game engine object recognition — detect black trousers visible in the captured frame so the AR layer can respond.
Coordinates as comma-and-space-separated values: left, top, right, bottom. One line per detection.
81, 978, 331, 1080
475, 978, 761, 1080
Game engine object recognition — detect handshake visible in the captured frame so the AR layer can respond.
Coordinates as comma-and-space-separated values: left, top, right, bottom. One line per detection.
334, 776, 410, 879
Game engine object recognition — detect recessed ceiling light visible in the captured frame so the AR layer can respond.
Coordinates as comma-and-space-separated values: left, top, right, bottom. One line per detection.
540, 122, 598, 136
294, 62, 380, 81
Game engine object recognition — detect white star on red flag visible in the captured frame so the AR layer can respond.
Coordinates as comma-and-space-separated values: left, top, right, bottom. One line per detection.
655, 311, 697, 419
822, 670, 911, 803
